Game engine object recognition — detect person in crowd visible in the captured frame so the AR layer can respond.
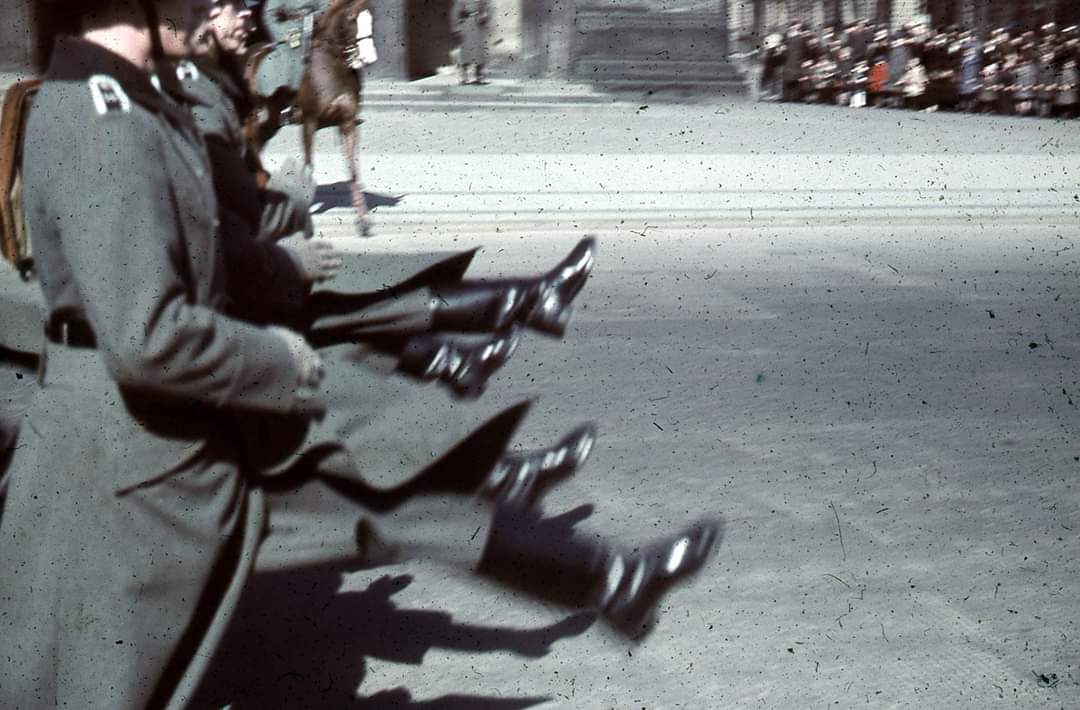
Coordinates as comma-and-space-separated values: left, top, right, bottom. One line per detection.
833, 45, 855, 106
845, 19, 870, 64
867, 27, 890, 106
763, 18, 1080, 119
1037, 44, 1059, 117
977, 61, 1002, 113
1012, 45, 1040, 116
451, 0, 491, 85
957, 31, 982, 111
848, 58, 870, 108
922, 29, 955, 111
997, 49, 1019, 114
760, 31, 785, 101
781, 21, 808, 101
898, 55, 929, 109
1054, 55, 1079, 117
884, 27, 914, 108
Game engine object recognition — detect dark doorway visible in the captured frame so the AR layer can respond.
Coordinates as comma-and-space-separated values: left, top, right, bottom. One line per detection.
11, 0, 78, 71
406, 0, 455, 79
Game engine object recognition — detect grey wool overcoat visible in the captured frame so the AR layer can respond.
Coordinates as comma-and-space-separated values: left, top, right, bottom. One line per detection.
0, 37, 322, 709
255, 0, 321, 97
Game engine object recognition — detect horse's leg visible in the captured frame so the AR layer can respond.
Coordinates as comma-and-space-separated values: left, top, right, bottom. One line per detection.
340, 120, 371, 237
256, 103, 280, 150
302, 116, 316, 168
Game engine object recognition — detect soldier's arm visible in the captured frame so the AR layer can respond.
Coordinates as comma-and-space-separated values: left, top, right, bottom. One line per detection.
200, 130, 312, 314
52, 113, 321, 415
219, 204, 311, 319
186, 81, 311, 316
258, 184, 312, 240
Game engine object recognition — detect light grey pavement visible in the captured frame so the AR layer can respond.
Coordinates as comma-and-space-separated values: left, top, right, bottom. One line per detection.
261, 100, 1080, 232
361, 75, 623, 110
210, 220, 1078, 709
4, 79, 1078, 706
204, 102, 1080, 708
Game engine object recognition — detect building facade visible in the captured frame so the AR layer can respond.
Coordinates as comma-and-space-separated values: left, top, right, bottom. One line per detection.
728, 0, 1080, 41
0, 1, 37, 72
4, 1, 1068, 78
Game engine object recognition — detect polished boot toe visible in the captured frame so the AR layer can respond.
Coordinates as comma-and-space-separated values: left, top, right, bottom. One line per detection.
399, 327, 521, 398
602, 517, 723, 640
523, 236, 596, 336
483, 423, 598, 505
429, 237, 596, 337
444, 327, 521, 397
430, 284, 523, 333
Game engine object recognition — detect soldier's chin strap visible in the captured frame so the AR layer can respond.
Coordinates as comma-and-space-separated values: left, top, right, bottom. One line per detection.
140, 0, 165, 61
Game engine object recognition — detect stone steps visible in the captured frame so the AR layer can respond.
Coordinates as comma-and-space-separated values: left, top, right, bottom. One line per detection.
581, 77, 746, 97
573, 58, 743, 81
569, 9, 744, 97
571, 59, 746, 97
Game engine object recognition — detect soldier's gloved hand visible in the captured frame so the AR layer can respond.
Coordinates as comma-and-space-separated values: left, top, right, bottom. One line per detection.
280, 234, 343, 283
269, 325, 324, 388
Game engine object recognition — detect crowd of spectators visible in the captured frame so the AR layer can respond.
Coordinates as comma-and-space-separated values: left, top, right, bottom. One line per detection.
758, 20, 1080, 117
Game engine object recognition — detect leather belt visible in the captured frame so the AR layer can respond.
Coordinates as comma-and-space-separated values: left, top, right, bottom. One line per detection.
45, 315, 98, 349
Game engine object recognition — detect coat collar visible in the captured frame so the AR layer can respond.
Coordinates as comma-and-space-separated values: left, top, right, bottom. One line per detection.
193, 55, 253, 118
48, 36, 164, 112
46, 36, 208, 120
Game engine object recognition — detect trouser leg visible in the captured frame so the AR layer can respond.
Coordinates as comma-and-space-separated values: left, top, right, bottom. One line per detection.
307, 236, 595, 343
477, 503, 724, 640
478, 503, 610, 608
306, 250, 478, 342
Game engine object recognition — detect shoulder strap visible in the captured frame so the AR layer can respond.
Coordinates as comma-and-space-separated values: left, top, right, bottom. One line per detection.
0, 78, 42, 274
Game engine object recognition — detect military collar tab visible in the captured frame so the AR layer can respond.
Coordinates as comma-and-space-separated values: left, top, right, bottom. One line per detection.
48, 36, 164, 113
176, 60, 200, 82
156, 62, 210, 108
88, 75, 132, 115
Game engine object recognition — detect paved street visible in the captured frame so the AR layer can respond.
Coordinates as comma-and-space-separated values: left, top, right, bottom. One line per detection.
263, 99, 1080, 232
196, 100, 1080, 708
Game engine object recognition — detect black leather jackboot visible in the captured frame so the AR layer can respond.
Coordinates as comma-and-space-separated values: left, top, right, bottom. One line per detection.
431, 236, 596, 337
397, 327, 522, 398
478, 506, 722, 641
479, 423, 597, 506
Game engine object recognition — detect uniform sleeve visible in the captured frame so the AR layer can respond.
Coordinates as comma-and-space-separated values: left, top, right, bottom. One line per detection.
52, 111, 320, 415
260, 179, 313, 240
189, 89, 310, 318
219, 203, 309, 319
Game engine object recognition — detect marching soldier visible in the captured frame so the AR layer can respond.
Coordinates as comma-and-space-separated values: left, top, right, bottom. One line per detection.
180, 0, 722, 649
1, 3, 721, 708
179, 0, 590, 391
254, 0, 320, 113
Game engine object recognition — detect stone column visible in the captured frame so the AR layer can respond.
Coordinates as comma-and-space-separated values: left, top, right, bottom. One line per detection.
522, 0, 577, 77
368, 0, 408, 79
0, 0, 33, 72
488, 0, 525, 75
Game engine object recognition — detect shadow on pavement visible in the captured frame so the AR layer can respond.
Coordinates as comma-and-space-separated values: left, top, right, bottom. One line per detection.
355, 688, 550, 708
194, 565, 591, 708
313, 181, 403, 214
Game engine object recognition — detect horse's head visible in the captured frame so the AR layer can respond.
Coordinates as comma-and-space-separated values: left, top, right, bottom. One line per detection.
317, 0, 370, 50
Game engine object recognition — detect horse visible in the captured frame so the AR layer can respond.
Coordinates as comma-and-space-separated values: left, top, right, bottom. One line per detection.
246, 0, 373, 236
